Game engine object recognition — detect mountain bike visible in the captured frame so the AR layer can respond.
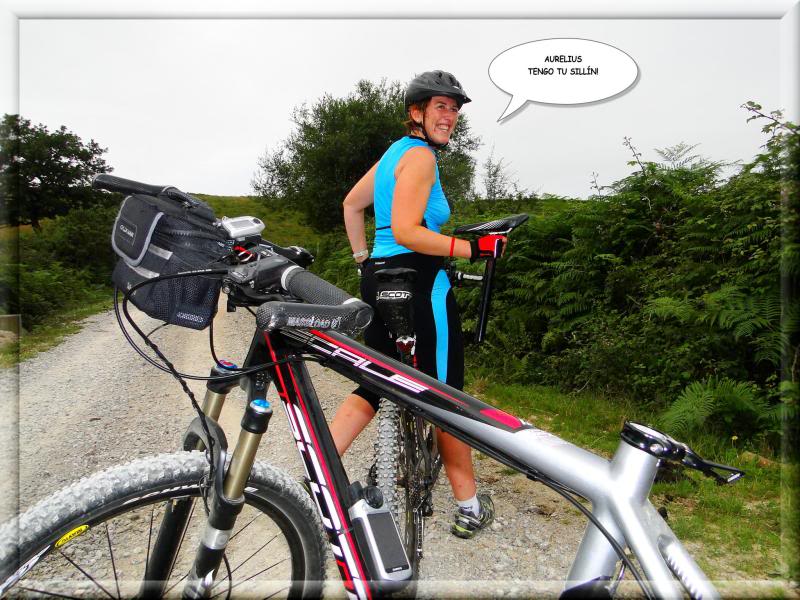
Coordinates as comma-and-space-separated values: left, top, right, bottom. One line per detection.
368, 215, 528, 582
0, 176, 745, 600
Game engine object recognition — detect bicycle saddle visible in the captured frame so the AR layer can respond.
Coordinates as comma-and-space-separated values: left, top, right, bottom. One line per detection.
453, 213, 529, 236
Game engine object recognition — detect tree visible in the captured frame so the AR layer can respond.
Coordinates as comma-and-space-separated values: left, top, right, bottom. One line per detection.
252, 79, 480, 231
0, 114, 112, 231
480, 145, 533, 201
482, 146, 514, 201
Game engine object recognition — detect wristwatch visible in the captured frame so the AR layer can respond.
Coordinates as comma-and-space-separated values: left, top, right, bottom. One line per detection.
353, 249, 369, 260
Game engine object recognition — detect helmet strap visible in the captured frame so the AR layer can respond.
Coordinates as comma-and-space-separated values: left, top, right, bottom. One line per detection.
413, 113, 447, 149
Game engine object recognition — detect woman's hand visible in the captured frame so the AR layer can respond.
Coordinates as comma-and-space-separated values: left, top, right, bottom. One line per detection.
469, 234, 508, 262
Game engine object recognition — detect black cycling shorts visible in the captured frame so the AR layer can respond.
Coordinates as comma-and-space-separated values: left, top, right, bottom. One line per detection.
352, 252, 464, 411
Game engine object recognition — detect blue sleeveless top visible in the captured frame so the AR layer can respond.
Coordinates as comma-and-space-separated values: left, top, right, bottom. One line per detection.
372, 136, 450, 258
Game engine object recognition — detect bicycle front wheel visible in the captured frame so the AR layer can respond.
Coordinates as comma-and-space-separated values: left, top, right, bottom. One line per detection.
0, 451, 327, 598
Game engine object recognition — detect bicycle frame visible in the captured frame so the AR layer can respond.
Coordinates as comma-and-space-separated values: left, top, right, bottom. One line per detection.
248, 326, 719, 600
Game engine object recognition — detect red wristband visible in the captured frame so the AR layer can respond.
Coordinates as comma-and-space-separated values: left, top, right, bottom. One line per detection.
449, 237, 456, 258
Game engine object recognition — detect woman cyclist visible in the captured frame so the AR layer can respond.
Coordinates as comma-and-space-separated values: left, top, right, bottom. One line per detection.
329, 70, 506, 539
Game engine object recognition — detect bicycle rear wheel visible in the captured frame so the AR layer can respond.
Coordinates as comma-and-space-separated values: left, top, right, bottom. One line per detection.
374, 401, 441, 581
0, 451, 326, 598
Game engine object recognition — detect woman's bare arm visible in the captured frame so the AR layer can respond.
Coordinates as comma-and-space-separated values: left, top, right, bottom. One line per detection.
343, 162, 378, 262
391, 148, 472, 259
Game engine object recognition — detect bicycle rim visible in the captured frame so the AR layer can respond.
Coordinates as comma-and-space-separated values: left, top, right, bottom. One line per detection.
0, 453, 325, 599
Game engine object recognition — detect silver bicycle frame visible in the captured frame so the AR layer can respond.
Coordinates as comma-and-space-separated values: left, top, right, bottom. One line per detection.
446, 410, 719, 599
282, 328, 720, 599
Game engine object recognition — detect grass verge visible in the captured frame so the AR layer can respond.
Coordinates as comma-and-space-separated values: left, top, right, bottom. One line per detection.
468, 378, 786, 583
0, 294, 112, 367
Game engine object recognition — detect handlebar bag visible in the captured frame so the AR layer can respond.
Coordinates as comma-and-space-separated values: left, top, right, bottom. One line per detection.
110, 193, 230, 330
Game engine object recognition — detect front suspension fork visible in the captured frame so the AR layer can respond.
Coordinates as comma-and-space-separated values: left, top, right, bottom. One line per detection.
138, 363, 241, 598
182, 398, 273, 598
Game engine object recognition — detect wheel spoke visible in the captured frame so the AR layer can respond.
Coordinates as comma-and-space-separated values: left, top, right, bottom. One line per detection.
229, 533, 280, 576
18, 586, 84, 599
163, 568, 190, 596
209, 558, 289, 599
169, 500, 196, 578
58, 550, 117, 600
227, 510, 263, 543
162, 500, 198, 596
212, 533, 280, 586
144, 504, 155, 581
4, 454, 320, 598
104, 522, 121, 600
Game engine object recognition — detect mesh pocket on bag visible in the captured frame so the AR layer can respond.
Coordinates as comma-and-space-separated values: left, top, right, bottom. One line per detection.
111, 194, 228, 330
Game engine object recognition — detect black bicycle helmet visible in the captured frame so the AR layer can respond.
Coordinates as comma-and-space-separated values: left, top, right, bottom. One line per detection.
404, 70, 471, 110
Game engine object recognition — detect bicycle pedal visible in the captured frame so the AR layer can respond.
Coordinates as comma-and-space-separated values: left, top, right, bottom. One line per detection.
422, 505, 433, 517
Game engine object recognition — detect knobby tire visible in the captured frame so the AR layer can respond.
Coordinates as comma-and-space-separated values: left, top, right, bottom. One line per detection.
0, 451, 327, 599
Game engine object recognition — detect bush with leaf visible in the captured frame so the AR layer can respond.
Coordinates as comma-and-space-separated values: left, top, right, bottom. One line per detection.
450, 105, 793, 450
659, 376, 778, 441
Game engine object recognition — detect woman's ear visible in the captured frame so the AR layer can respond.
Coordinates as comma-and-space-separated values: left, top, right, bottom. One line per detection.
408, 105, 424, 127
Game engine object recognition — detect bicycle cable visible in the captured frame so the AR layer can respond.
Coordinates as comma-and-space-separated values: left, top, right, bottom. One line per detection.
114, 269, 318, 494
527, 470, 656, 600
116, 284, 219, 488
113, 264, 643, 598
114, 283, 321, 380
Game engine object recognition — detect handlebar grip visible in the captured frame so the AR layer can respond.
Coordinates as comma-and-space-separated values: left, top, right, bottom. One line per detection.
283, 267, 353, 306
280, 267, 373, 331
92, 173, 170, 197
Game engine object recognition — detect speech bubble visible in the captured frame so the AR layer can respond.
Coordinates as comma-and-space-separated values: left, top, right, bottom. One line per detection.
489, 38, 639, 121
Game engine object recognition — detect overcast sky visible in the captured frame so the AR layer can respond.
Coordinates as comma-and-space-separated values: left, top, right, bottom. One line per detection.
17, 18, 783, 199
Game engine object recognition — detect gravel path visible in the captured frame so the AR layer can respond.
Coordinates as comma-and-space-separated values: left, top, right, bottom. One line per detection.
7, 307, 587, 598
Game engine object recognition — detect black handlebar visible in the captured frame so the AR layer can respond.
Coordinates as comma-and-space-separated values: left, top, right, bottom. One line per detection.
93, 173, 214, 220
93, 173, 171, 197
227, 258, 372, 335
283, 267, 352, 306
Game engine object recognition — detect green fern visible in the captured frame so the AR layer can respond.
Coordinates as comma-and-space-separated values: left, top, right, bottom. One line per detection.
661, 380, 716, 436
660, 376, 771, 438
645, 297, 697, 323
541, 330, 562, 352
698, 286, 778, 341
752, 330, 783, 367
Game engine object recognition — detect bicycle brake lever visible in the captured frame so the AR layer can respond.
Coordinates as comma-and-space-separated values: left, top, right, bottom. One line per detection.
620, 423, 744, 485
228, 255, 291, 288
681, 450, 745, 485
